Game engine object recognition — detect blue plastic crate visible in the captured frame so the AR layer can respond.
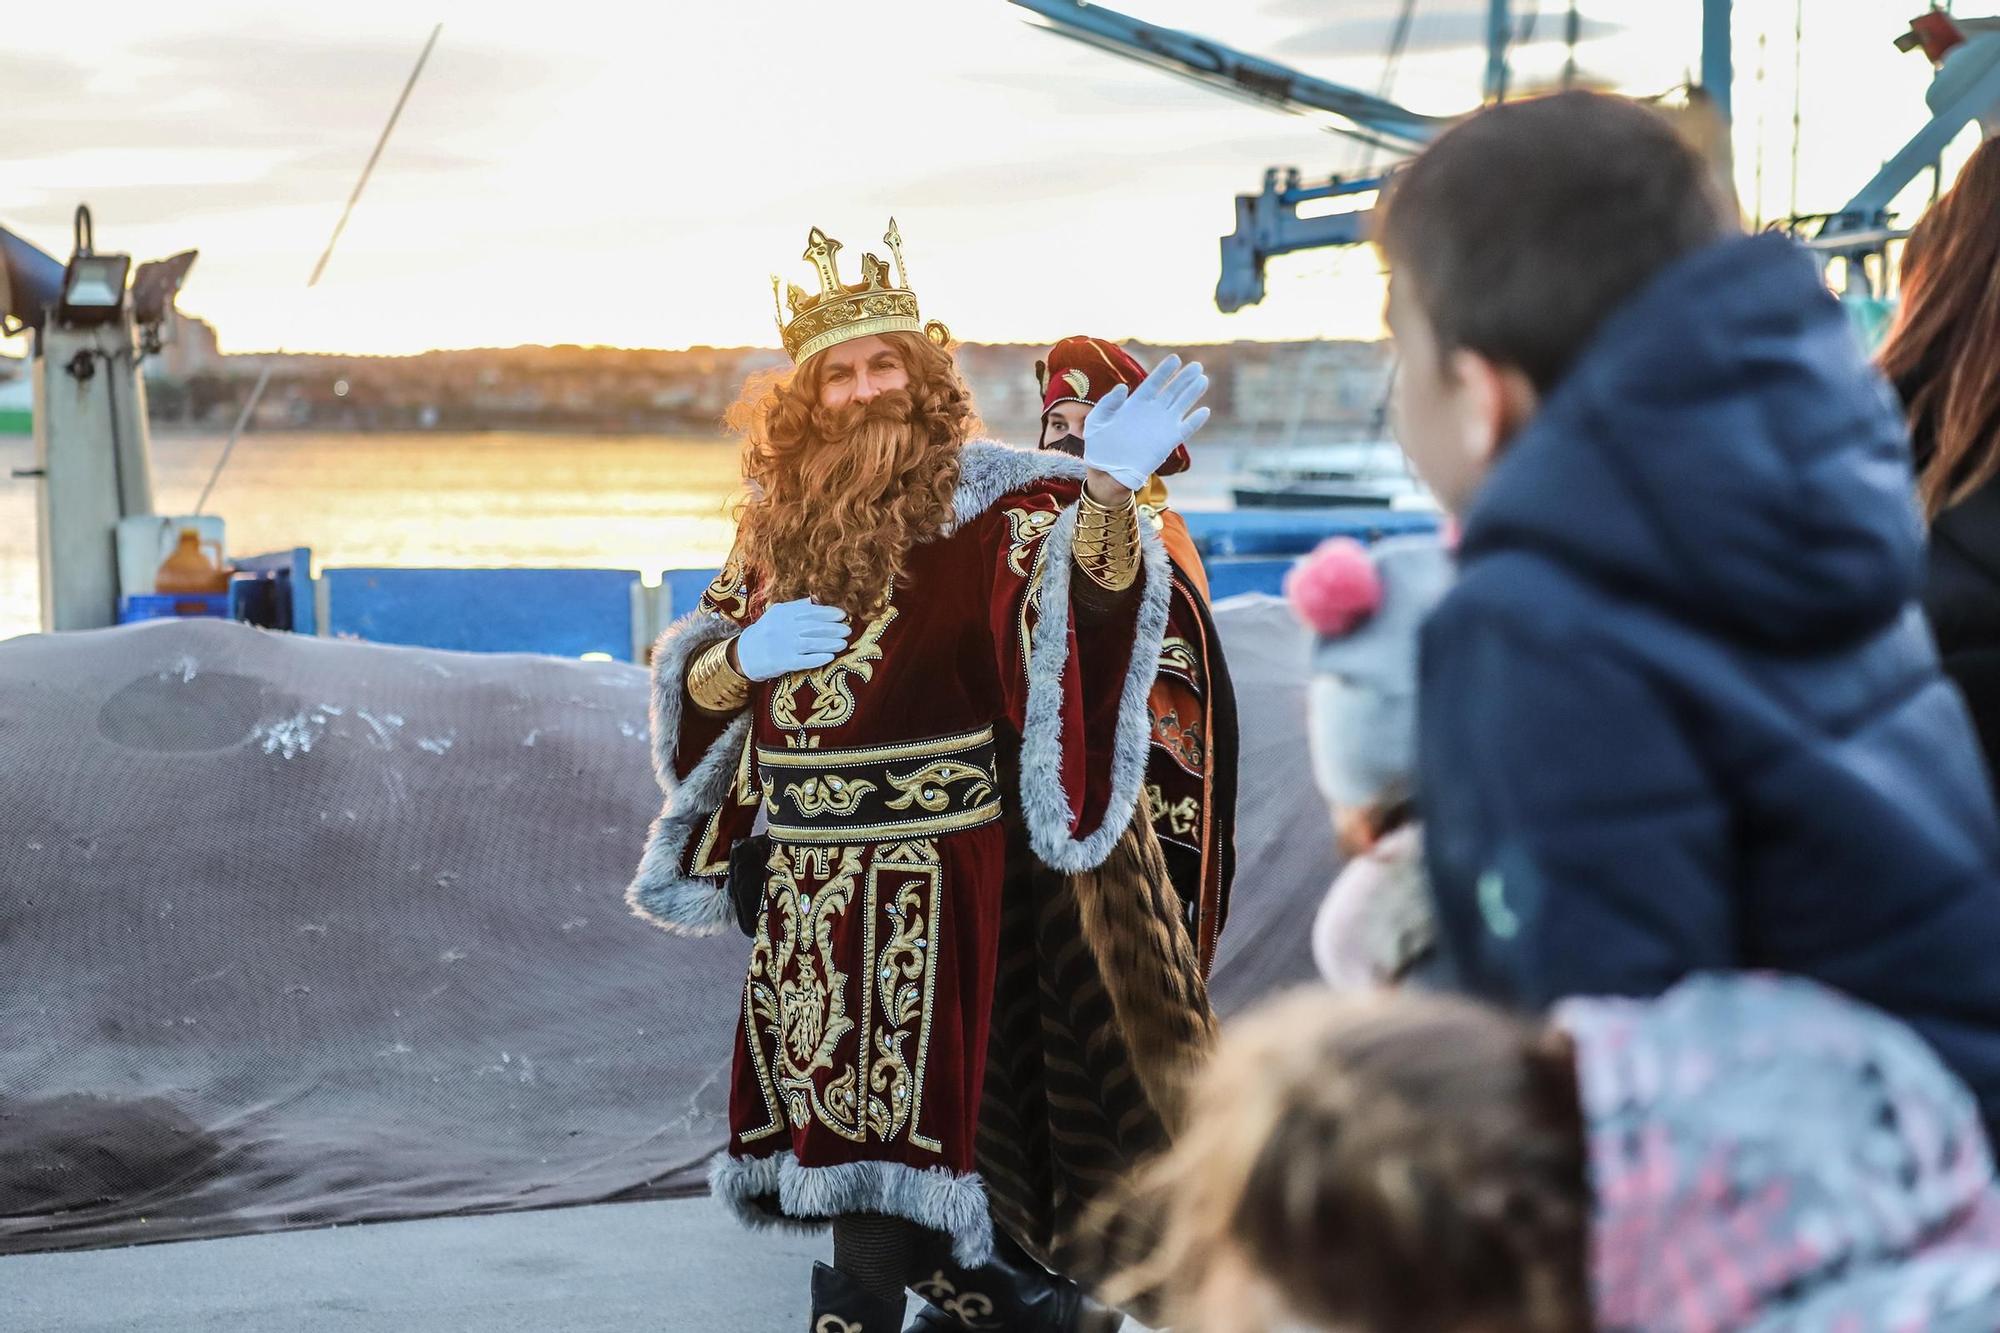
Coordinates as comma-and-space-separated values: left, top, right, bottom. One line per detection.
120, 593, 232, 623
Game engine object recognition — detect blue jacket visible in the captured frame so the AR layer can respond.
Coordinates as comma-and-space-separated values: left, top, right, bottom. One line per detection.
1419, 233, 2000, 1132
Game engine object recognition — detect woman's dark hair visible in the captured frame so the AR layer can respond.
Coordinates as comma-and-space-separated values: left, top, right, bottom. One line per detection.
1878, 135, 2000, 517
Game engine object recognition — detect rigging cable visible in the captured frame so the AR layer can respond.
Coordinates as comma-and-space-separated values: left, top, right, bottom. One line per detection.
1753, 27, 1768, 230
1789, 0, 1804, 220
1350, 0, 1421, 175
194, 23, 442, 517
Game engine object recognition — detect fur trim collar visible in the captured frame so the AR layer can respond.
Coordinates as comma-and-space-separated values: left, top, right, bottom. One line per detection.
947, 440, 1084, 533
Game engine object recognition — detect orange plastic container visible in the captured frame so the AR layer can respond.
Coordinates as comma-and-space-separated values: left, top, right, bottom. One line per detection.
154, 528, 230, 595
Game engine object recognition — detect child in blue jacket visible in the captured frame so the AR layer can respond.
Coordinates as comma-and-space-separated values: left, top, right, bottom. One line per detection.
1379, 90, 2000, 1136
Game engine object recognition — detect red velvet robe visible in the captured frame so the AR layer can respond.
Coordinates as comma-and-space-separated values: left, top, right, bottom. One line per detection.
626, 443, 1168, 1267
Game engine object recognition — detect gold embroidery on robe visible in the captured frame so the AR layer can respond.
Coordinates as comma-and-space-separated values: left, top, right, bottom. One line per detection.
1002, 506, 1059, 578
870, 839, 944, 1152
783, 774, 879, 819
1011, 515, 1054, 684
1145, 782, 1202, 838
743, 839, 943, 1150
883, 756, 997, 812
1159, 635, 1201, 684
771, 603, 898, 734
703, 557, 750, 621
1150, 706, 1206, 773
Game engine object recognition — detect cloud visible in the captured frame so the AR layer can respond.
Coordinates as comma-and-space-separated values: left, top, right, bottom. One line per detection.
1, 138, 490, 236
0, 31, 543, 236
0, 51, 95, 103
2, 34, 580, 159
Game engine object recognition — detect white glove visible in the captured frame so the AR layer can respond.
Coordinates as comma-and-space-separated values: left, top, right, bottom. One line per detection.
733, 599, 850, 681
1081, 353, 1211, 492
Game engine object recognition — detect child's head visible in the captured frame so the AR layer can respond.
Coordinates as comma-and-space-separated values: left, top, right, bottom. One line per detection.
1286, 535, 1453, 851
1115, 988, 1589, 1333
1378, 90, 1738, 514
1120, 984, 1584, 1328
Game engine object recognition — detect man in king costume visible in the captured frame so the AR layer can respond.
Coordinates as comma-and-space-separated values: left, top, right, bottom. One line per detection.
626, 222, 1216, 1332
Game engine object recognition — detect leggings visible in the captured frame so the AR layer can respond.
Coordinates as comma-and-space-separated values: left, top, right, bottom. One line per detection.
832, 1212, 924, 1300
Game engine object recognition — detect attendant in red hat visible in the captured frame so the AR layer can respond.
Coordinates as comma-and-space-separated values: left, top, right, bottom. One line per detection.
908, 337, 1244, 1333
1037, 335, 1238, 976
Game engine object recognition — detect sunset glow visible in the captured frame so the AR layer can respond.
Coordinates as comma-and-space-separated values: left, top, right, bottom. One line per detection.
0, 0, 1972, 356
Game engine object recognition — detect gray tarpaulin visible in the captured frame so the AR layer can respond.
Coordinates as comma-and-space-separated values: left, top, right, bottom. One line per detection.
0, 598, 1331, 1254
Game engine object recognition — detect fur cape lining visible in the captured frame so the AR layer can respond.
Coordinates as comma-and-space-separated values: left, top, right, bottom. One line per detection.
626, 437, 1167, 917
954, 440, 1170, 871
623, 608, 749, 936
709, 1149, 995, 1268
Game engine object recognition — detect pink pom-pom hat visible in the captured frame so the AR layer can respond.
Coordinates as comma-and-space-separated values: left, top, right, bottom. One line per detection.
1285, 537, 1384, 638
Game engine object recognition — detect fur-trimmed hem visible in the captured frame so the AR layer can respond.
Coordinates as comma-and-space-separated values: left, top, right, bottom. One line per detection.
625, 608, 751, 937
709, 1149, 995, 1268
1018, 502, 1173, 873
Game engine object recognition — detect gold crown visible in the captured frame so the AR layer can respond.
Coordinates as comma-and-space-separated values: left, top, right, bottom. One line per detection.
772, 218, 950, 364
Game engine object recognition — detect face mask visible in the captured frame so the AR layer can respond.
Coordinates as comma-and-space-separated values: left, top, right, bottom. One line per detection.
1040, 412, 1086, 458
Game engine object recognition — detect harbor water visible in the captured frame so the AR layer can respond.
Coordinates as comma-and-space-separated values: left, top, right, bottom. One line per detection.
0, 429, 1248, 643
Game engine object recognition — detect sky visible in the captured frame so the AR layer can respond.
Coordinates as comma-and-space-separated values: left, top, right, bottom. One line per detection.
0, 0, 1980, 356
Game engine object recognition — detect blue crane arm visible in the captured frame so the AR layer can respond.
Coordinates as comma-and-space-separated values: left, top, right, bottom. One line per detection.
1007, 0, 1444, 150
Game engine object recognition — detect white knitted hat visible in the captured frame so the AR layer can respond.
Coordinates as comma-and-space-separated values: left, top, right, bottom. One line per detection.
1284, 534, 1454, 811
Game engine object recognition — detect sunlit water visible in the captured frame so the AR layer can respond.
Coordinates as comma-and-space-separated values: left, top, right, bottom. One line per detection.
0, 429, 1246, 642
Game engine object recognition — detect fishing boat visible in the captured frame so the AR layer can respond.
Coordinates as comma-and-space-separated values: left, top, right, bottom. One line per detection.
1231, 439, 1431, 510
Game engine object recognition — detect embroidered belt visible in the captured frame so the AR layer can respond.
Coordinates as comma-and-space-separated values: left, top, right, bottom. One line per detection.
757, 725, 1002, 844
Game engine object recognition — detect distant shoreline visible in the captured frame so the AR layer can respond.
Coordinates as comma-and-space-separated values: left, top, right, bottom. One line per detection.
138, 424, 1362, 449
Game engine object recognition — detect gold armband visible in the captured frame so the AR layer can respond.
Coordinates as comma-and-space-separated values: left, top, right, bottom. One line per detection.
687, 636, 751, 714
1073, 489, 1142, 592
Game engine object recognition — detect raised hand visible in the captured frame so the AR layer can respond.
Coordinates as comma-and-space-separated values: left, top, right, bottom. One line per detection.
734, 598, 850, 681
1081, 353, 1212, 493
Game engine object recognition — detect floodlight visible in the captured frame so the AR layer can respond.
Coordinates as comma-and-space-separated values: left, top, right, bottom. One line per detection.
60, 254, 129, 323
131, 250, 198, 326
56, 204, 128, 327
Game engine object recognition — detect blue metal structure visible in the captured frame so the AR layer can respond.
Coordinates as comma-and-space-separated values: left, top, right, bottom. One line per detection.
233, 546, 317, 635
320, 567, 644, 659
1811, 22, 2000, 290
1012, 0, 1744, 312
1011, 0, 1448, 311
1485, 0, 1513, 104
177, 506, 1440, 662
1701, 0, 1733, 126
1008, 0, 1443, 149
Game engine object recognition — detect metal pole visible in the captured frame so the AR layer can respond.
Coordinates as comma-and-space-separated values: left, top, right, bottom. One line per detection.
1703, 0, 1733, 124
309, 23, 442, 288
192, 23, 441, 517
1562, 0, 1581, 89
1486, 0, 1512, 103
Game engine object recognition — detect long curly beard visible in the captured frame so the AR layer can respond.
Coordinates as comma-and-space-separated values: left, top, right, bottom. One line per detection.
736, 389, 963, 622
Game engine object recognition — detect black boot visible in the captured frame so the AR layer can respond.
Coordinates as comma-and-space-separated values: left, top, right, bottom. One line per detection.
906, 1230, 1124, 1332
811, 1261, 908, 1333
